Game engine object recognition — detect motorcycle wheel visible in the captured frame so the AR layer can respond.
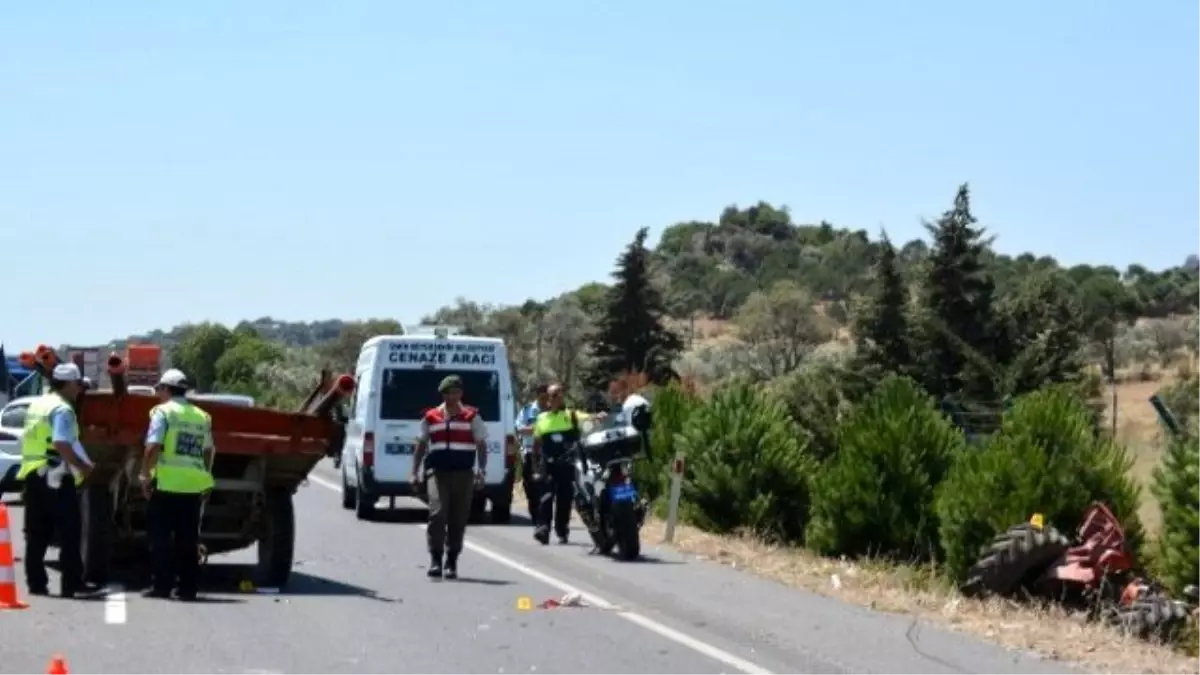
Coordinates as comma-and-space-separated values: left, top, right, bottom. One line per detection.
610, 501, 641, 561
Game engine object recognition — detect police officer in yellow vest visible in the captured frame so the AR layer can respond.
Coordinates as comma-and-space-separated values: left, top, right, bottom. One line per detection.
17, 362, 98, 598
137, 368, 215, 601
530, 384, 605, 545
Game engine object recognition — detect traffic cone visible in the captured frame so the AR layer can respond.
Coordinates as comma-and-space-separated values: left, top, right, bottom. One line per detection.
0, 503, 29, 610
46, 655, 69, 674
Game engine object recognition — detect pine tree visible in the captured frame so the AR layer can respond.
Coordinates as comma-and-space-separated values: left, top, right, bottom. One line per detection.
588, 228, 685, 387
853, 232, 914, 379
918, 184, 1003, 403
1152, 433, 1200, 597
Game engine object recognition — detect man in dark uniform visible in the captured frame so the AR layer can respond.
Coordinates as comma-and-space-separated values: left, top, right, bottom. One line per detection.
17, 363, 98, 598
138, 368, 215, 601
515, 383, 550, 522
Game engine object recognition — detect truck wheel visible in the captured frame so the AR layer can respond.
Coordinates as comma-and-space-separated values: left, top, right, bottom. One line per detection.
256, 488, 295, 589
341, 467, 356, 510
81, 485, 114, 585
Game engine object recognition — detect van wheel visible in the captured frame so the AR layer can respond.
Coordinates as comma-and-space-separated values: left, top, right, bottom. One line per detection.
256, 488, 295, 589
341, 468, 356, 510
469, 493, 486, 524
355, 475, 376, 521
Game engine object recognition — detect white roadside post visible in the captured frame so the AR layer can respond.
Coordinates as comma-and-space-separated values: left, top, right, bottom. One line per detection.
663, 450, 685, 544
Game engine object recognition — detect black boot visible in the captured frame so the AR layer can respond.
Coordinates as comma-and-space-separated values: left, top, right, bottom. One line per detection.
533, 527, 550, 545
444, 551, 459, 580
427, 551, 443, 578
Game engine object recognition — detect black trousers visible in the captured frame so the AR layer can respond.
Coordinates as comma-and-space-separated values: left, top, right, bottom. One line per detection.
147, 491, 203, 597
520, 453, 540, 521
536, 460, 575, 539
22, 472, 83, 594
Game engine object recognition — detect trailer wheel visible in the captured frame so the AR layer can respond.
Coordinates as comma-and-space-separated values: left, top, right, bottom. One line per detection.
960, 523, 1072, 598
1108, 596, 1192, 642
80, 485, 114, 586
256, 488, 295, 590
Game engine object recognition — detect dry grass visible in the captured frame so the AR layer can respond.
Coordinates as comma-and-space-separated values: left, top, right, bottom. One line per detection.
640, 518, 1199, 674
1110, 376, 1173, 533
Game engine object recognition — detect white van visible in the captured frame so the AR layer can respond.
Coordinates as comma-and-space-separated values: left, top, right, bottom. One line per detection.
340, 331, 517, 523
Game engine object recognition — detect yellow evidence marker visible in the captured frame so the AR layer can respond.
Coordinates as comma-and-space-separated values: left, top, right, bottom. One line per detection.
516, 596, 533, 611
1029, 513, 1045, 530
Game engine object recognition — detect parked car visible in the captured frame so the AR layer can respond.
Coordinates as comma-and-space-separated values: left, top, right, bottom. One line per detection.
0, 395, 35, 496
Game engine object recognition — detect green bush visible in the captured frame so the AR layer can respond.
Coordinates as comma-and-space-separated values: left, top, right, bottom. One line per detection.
635, 381, 699, 504
806, 375, 964, 560
677, 380, 816, 542
771, 358, 851, 463
937, 385, 1143, 581
1152, 433, 1199, 597
1159, 373, 1199, 432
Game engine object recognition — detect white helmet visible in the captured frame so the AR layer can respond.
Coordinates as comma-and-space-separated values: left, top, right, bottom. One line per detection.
51, 363, 83, 382
157, 368, 190, 390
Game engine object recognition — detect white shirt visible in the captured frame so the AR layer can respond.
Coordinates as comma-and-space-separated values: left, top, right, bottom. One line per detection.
46, 405, 93, 487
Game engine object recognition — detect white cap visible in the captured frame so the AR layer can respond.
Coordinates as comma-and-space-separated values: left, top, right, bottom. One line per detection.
158, 368, 190, 389
52, 363, 83, 382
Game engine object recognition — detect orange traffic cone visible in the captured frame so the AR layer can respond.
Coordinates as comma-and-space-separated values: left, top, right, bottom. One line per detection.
0, 503, 28, 610
47, 655, 69, 674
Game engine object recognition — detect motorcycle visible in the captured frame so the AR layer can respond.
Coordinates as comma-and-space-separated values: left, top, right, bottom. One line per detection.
571, 408, 651, 561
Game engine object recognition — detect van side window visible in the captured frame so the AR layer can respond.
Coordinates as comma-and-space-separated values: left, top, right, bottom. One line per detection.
353, 375, 370, 422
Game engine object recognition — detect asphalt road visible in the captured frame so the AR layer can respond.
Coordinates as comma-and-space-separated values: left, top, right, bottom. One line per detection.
0, 460, 1078, 674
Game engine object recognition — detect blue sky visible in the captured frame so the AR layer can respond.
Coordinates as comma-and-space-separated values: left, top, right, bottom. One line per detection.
2, 1, 1197, 350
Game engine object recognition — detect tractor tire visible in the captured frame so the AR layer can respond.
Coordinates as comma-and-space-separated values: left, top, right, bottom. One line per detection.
1108, 596, 1193, 642
80, 485, 114, 586
960, 524, 1072, 598
255, 488, 296, 590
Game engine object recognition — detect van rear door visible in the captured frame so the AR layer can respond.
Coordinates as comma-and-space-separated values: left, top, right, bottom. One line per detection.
373, 367, 505, 484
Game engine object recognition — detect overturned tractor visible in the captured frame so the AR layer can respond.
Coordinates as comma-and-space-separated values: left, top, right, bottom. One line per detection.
961, 502, 1197, 642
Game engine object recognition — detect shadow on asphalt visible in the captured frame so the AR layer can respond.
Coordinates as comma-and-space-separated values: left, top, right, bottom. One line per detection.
625, 553, 684, 565
47, 561, 397, 603
442, 576, 514, 586
360, 506, 537, 529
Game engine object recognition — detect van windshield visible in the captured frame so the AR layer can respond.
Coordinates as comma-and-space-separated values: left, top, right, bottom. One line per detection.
379, 369, 502, 422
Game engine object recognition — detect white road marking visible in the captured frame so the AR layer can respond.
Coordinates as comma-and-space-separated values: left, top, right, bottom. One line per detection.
104, 584, 127, 625
305, 473, 773, 674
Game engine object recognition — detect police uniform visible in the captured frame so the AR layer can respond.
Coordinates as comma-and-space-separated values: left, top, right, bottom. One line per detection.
141, 369, 214, 601
17, 363, 95, 598
532, 408, 586, 545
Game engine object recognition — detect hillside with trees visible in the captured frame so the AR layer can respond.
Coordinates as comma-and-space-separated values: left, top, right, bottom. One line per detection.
114, 184, 1199, 659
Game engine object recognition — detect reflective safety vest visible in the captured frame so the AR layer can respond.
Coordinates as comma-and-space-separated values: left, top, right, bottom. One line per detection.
424, 405, 480, 472
18, 393, 82, 484
150, 399, 215, 494
534, 409, 582, 461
